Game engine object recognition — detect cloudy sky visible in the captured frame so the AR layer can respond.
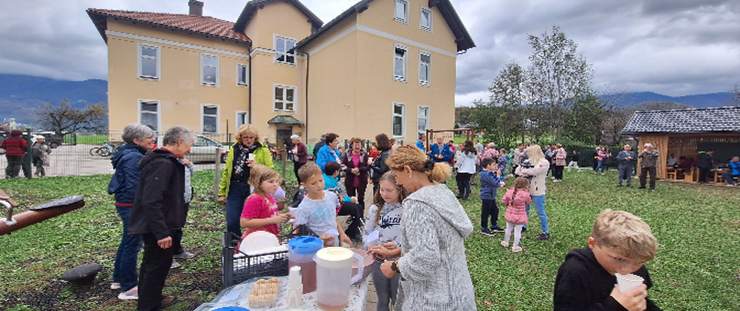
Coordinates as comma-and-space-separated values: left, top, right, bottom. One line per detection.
1, 0, 738, 106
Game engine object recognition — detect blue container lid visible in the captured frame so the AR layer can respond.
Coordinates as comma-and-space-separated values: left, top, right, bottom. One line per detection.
288, 236, 323, 255
212, 307, 250, 311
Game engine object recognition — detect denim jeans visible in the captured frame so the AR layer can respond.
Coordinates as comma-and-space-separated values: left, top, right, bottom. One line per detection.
523, 195, 549, 233
113, 206, 142, 292
596, 160, 607, 173
226, 180, 251, 237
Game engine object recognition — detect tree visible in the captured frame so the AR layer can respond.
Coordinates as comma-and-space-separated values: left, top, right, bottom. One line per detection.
469, 62, 529, 146
563, 93, 605, 145
526, 26, 594, 139
35, 99, 107, 137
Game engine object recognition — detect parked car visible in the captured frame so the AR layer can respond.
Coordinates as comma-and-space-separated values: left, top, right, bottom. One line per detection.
156, 134, 228, 163
189, 135, 229, 163
31, 131, 63, 148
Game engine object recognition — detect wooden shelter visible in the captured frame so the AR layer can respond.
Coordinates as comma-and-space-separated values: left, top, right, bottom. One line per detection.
621, 106, 740, 181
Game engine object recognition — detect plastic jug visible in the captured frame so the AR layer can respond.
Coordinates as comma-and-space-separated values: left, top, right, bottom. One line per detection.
314, 247, 363, 311
288, 236, 323, 294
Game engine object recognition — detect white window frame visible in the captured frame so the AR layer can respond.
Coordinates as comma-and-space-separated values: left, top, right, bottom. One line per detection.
273, 84, 297, 113
236, 111, 249, 129
201, 104, 219, 135
419, 51, 431, 87
137, 43, 160, 81
237, 64, 249, 87
274, 35, 298, 66
138, 100, 161, 133
420, 7, 433, 32
394, 0, 409, 24
392, 102, 406, 139
417, 106, 430, 133
393, 44, 408, 82
200, 53, 219, 86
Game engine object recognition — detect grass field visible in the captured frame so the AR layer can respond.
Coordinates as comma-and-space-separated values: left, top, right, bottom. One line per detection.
0, 167, 738, 310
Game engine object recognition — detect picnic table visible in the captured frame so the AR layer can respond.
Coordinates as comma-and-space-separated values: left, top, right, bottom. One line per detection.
196, 275, 370, 311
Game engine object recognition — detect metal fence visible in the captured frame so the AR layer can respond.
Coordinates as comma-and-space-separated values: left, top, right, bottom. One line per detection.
0, 132, 296, 179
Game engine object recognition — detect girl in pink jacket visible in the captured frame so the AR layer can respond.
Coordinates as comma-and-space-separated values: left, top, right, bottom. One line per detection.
500, 178, 532, 252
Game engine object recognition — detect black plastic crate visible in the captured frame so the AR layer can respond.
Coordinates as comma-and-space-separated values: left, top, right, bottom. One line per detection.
221, 232, 292, 288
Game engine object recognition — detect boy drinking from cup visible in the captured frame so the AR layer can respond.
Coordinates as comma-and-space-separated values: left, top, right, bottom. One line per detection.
554, 210, 662, 311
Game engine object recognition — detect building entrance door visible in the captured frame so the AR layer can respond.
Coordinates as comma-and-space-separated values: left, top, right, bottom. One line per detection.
276, 128, 293, 150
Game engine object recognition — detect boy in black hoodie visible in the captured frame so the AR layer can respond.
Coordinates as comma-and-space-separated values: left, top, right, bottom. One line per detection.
554, 210, 662, 311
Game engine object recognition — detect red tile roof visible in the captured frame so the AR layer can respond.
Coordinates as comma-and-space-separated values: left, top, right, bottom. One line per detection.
87, 9, 250, 44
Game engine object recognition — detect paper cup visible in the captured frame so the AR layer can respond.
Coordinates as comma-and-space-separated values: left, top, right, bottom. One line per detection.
615, 273, 644, 293
248, 153, 256, 161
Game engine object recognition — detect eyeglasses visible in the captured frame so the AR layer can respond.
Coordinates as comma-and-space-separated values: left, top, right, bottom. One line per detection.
242, 136, 256, 140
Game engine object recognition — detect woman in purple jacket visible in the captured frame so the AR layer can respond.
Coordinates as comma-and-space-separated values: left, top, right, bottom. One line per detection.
342, 137, 370, 211
289, 135, 308, 183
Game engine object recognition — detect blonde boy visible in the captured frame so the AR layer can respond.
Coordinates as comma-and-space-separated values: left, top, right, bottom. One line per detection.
293, 163, 351, 246
554, 210, 662, 311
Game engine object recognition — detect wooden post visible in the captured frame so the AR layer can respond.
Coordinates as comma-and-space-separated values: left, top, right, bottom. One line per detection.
214, 148, 221, 196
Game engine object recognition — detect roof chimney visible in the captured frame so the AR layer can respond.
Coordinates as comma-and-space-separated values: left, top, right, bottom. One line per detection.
189, 0, 203, 16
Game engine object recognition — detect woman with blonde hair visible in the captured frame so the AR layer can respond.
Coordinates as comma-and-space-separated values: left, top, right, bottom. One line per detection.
218, 124, 274, 237
379, 146, 476, 310
515, 144, 551, 241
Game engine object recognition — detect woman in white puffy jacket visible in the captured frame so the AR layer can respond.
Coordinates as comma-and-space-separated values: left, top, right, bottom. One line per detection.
515, 144, 551, 241
455, 140, 479, 200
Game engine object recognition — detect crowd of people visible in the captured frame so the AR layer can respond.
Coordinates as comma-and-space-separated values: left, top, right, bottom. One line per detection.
96, 121, 740, 310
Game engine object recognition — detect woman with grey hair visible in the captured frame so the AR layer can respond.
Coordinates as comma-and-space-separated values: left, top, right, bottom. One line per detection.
107, 123, 156, 300
129, 126, 194, 309
638, 143, 660, 190
289, 134, 308, 183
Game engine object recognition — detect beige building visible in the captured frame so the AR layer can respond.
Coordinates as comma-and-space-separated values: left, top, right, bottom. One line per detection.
88, 0, 474, 146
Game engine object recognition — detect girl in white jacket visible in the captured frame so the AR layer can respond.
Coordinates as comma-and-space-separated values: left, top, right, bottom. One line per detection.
455, 141, 479, 200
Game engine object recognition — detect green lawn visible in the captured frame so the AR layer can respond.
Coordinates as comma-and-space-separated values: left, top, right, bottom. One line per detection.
0, 168, 738, 310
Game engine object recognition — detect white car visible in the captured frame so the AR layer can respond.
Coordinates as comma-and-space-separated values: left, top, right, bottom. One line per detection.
157, 134, 228, 163
188, 135, 229, 163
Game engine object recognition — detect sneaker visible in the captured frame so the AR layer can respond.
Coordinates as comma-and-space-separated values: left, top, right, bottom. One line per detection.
616, 184, 622, 187
118, 287, 138, 300
512, 246, 523, 253
553, 179, 562, 182
480, 228, 495, 237
161, 295, 177, 307
500, 241, 509, 248
490, 226, 505, 233
171, 261, 181, 269
637, 186, 646, 189
649, 188, 655, 191
601, 173, 605, 176
521, 227, 527, 233
173, 252, 195, 259
626, 185, 632, 188
537, 233, 551, 241
110, 282, 121, 290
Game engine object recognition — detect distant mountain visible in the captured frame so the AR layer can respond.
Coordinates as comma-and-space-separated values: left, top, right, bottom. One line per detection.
0, 74, 108, 125
602, 91, 735, 109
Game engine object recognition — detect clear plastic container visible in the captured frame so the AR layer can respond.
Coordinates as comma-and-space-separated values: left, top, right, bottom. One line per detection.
287, 236, 323, 294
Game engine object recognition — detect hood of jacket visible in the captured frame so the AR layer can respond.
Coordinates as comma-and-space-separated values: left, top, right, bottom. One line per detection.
138, 148, 177, 170
111, 144, 147, 169
406, 184, 474, 238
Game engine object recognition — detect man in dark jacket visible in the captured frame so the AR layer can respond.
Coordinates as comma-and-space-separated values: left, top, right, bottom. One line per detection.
1, 130, 29, 178
616, 145, 637, 187
129, 126, 194, 311
696, 150, 714, 184
637, 143, 660, 190
312, 134, 326, 160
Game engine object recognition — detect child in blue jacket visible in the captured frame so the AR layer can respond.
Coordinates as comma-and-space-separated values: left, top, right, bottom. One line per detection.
480, 157, 506, 236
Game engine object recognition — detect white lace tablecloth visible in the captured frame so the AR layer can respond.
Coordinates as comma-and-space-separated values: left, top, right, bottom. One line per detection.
196, 276, 370, 311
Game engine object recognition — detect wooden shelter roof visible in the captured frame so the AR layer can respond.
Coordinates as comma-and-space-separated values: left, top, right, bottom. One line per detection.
622, 106, 740, 135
